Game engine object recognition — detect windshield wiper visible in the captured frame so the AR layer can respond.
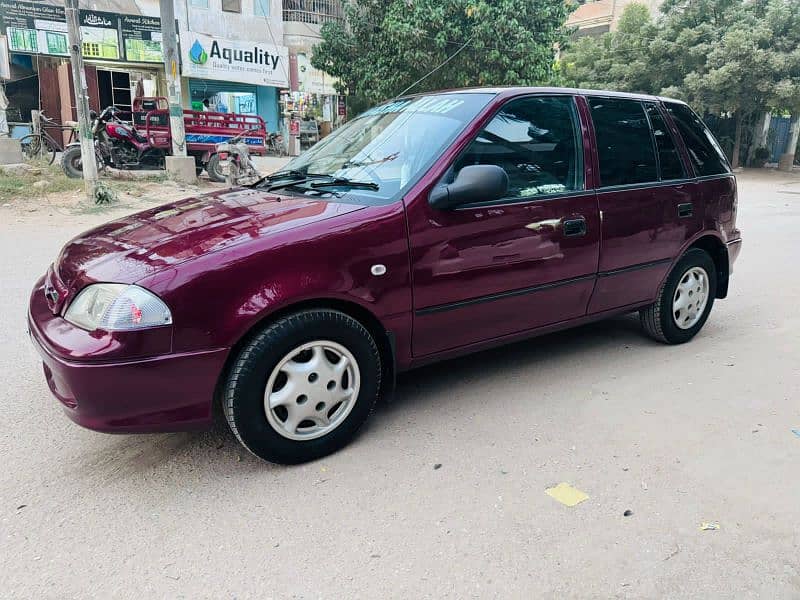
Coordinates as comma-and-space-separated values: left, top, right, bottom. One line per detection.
309, 177, 379, 191
266, 175, 379, 193
258, 171, 331, 191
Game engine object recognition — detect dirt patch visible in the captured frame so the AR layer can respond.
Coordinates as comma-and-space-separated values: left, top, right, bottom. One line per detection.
0, 161, 226, 225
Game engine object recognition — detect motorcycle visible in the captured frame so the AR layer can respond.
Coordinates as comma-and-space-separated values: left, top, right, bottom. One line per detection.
61, 106, 166, 178
214, 128, 262, 186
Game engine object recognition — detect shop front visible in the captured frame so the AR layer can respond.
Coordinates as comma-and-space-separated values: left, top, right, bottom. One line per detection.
0, 1, 165, 145
282, 34, 343, 152
178, 31, 287, 134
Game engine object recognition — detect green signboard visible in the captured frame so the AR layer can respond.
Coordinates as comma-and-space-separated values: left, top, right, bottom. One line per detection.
120, 15, 162, 63
0, 0, 163, 63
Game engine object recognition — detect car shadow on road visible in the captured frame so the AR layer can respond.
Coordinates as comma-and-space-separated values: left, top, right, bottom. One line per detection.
82, 313, 649, 476
382, 313, 647, 418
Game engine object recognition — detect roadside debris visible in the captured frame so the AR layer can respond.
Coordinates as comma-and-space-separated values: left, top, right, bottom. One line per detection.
699, 522, 720, 531
545, 483, 589, 507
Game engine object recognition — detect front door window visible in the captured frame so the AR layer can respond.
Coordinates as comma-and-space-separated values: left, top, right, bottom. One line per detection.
453, 95, 583, 199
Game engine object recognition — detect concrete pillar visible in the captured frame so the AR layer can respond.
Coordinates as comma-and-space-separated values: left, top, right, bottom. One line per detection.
165, 156, 198, 184
0, 137, 22, 164
779, 114, 800, 172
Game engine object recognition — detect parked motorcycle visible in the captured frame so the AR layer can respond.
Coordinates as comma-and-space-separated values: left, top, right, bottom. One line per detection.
214, 128, 262, 186
61, 106, 166, 178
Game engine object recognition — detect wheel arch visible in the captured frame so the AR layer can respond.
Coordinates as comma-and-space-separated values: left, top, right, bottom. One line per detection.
686, 234, 729, 299
214, 297, 397, 414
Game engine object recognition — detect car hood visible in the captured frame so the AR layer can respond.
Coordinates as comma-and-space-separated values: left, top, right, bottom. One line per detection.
54, 187, 364, 290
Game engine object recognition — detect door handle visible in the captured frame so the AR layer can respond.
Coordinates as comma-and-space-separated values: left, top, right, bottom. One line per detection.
525, 218, 562, 232
562, 217, 587, 237
678, 202, 693, 218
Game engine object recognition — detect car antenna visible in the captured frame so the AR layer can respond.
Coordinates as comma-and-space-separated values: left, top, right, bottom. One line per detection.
394, 37, 474, 99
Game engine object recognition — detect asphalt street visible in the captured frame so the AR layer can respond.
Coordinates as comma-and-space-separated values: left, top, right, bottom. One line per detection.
1, 169, 798, 598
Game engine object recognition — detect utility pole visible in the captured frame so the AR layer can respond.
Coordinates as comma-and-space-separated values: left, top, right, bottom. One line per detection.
64, 0, 98, 200
159, 0, 196, 182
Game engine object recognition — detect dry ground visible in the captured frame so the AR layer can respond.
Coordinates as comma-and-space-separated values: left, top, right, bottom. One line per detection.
1, 169, 799, 598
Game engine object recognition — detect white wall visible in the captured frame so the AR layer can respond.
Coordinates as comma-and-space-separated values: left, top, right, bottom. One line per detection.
179, 0, 284, 43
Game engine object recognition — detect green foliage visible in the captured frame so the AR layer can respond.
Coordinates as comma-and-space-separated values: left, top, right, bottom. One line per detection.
561, 0, 800, 166
93, 180, 118, 205
312, 0, 575, 105
562, 0, 800, 114
561, 4, 656, 93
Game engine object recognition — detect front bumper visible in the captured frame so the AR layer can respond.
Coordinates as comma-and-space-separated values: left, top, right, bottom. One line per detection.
28, 278, 228, 433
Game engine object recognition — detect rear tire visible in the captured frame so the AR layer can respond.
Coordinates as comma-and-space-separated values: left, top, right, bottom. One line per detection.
19, 134, 56, 165
206, 153, 225, 182
640, 248, 717, 344
60, 145, 84, 179
222, 309, 382, 464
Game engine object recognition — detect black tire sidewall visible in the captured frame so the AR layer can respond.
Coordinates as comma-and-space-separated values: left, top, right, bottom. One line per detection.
206, 153, 225, 182
659, 249, 717, 343
61, 147, 83, 178
227, 311, 381, 464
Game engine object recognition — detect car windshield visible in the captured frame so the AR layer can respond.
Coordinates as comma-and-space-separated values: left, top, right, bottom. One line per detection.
264, 93, 494, 203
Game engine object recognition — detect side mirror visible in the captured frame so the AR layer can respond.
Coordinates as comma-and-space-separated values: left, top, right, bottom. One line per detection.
429, 164, 508, 210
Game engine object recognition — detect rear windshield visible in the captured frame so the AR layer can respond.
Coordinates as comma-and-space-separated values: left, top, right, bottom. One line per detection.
665, 103, 731, 177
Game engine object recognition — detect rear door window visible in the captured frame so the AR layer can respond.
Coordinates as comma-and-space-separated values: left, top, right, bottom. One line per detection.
665, 103, 730, 176
453, 96, 583, 199
589, 97, 658, 187
644, 103, 686, 180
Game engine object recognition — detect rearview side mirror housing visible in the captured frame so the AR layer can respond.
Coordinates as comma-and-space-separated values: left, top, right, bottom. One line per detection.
429, 164, 509, 210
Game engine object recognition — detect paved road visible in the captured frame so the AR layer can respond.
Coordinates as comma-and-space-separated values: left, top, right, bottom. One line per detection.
1, 170, 799, 598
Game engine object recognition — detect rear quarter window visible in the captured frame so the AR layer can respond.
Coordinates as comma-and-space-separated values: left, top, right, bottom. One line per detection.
665, 103, 731, 177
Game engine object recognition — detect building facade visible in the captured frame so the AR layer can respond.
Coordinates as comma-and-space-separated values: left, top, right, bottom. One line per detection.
567, 0, 663, 37
0, 0, 342, 142
177, 0, 286, 132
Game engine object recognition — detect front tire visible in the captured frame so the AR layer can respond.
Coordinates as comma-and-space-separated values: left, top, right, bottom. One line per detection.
640, 248, 716, 344
206, 153, 225, 182
60, 145, 84, 178
222, 310, 382, 464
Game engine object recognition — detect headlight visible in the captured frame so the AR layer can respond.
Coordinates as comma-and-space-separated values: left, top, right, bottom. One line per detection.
64, 284, 173, 331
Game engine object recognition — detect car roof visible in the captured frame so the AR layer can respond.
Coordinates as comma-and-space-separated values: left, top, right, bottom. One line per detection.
421, 86, 686, 105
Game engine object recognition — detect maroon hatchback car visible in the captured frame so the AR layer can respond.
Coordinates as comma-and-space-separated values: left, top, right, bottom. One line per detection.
28, 88, 741, 463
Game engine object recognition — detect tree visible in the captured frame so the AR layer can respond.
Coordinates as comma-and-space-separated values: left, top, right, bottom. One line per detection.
651, 0, 783, 167
561, 3, 657, 93
561, 0, 800, 168
311, 0, 574, 105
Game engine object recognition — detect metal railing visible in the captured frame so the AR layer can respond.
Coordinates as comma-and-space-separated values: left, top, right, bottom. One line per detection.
282, 0, 344, 25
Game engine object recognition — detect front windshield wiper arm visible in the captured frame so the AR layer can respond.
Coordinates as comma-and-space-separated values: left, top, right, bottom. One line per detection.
309, 177, 379, 191
257, 171, 331, 191
265, 169, 306, 180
